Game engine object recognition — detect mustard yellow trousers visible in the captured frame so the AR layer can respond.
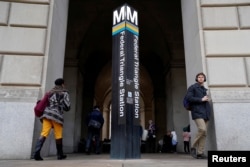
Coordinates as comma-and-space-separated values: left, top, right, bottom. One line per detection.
41, 118, 63, 139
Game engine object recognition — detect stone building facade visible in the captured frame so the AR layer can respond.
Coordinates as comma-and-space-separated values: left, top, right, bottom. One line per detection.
0, 0, 250, 159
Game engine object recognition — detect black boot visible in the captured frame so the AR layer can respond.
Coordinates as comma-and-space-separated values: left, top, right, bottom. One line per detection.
56, 138, 67, 160
34, 136, 46, 161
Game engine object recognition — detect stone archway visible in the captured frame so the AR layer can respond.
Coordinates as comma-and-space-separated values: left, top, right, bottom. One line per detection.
0, 0, 190, 159
93, 61, 152, 140
63, 0, 188, 154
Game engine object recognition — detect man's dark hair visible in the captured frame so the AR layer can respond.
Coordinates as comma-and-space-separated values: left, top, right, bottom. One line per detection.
195, 72, 206, 82
93, 105, 100, 109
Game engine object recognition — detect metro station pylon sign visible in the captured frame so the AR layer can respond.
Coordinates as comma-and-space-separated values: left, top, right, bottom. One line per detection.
111, 3, 140, 159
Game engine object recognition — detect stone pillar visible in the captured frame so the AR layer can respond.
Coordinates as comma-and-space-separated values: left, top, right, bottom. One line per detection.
0, 0, 69, 159
63, 59, 80, 153
102, 106, 110, 140
182, 0, 250, 152
165, 66, 188, 152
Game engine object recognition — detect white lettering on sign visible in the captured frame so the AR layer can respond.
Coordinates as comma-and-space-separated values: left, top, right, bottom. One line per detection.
134, 91, 140, 118
119, 88, 125, 117
113, 5, 138, 26
133, 35, 139, 90
119, 31, 126, 118
133, 34, 139, 119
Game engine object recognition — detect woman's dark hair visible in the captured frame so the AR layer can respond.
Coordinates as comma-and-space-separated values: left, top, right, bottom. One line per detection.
54, 78, 64, 86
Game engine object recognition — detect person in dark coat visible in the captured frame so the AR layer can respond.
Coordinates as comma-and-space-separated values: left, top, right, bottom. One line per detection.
186, 72, 211, 159
85, 105, 104, 154
162, 130, 172, 153
146, 120, 156, 153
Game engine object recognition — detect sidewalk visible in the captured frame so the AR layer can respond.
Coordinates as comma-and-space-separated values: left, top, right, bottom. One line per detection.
0, 153, 207, 167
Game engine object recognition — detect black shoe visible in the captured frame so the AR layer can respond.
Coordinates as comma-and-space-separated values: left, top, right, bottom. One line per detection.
57, 154, 67, 160
85, 149, 90, 155
190, 148, 197, 159
197, 154, 207, 159
55, 139, 67, 160
34, 154, 43, 161
34, 137, 46, 161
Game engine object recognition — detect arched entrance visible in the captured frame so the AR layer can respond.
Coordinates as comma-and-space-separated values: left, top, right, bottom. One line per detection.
64, 0, 189, 154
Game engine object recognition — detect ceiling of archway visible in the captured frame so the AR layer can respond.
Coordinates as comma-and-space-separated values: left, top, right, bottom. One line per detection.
65, 0, 185, 102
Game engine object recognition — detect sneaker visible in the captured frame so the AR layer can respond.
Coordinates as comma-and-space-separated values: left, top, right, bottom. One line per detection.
197, 154, 207, 159
190, 147, 197, 158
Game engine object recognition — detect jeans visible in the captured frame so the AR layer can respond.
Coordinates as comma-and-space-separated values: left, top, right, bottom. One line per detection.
85, 127, 101, 153
184, 141, 190, 153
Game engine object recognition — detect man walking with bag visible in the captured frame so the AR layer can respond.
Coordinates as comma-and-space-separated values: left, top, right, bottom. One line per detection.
186, 72, 211, 159
85, 105, 104, 154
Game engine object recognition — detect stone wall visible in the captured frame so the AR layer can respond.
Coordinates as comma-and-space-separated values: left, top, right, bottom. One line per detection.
201, 0, 250, 151
182, 0, 250, 152
0, 0, 69, 159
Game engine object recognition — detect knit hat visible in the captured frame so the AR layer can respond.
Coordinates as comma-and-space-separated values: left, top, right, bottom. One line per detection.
54, 78, 64, 86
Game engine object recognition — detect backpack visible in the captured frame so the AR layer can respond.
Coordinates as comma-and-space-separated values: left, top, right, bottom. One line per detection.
34, 92, 50, 117
183, 94, 191, 110
88, 119, 101, 129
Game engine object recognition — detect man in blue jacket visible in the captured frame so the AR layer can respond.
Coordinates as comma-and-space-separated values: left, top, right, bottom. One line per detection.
85, 105, 104, 154
186, 72, 211, 159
